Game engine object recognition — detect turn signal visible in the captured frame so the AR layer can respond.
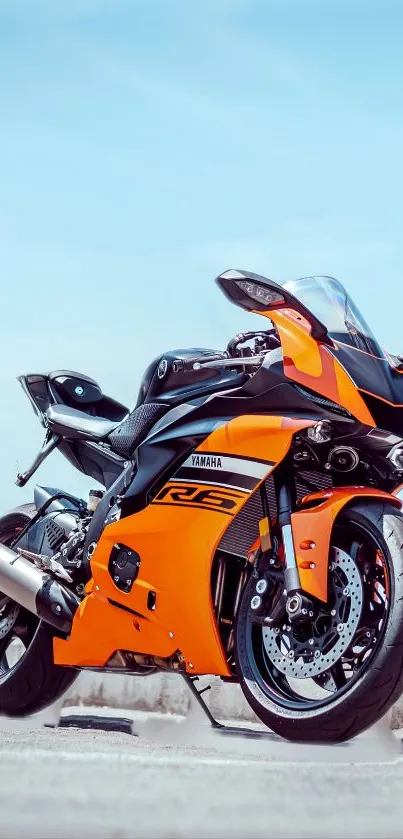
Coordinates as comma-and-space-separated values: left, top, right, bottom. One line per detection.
306, 421, 332, 443
389, 446, 403, 472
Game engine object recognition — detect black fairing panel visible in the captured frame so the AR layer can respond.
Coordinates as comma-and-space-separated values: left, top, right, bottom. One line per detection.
14, 485, 83, 557
331, 347, 403, 404
360, 392, 403, 435
20, 370, 128, 422
328, 344, 403, 433
49, 370, 128, 421
21, 375, 52, 418
16, 511, 79, 556
49, 370, 102, 405
59, 440, 125, 489
86, 419, 225, 553
121, 416, 229, 513
135, 348, 247, 407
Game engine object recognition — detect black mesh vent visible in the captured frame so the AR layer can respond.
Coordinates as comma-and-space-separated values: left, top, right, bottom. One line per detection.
295, 469, 333, 500
108, 403, 168, 459
217, 471, 332, 559
218, 478, 277, 558
293, 384, 352, 417
45, 519, 65, 550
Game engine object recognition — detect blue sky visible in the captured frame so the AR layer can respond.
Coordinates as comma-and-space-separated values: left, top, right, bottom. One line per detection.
0, 0, 402, 510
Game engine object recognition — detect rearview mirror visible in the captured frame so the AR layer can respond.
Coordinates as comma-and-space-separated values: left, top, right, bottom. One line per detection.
216, 269, 329, 342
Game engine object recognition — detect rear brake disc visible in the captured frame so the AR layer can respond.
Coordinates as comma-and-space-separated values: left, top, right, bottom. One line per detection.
0, 598, 20, 640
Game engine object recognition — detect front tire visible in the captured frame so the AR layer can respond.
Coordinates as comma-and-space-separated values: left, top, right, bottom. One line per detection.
235, 501, 403, 742
0, 510, 77, 716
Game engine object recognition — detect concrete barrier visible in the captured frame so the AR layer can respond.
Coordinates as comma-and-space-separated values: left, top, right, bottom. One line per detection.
63, 670, 403, 729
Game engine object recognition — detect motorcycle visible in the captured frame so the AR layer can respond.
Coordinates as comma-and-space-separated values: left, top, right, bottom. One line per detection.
1, 269, 403, 742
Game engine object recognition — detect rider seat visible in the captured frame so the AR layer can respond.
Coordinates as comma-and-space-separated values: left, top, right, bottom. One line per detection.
46, 404, 119, 441
46, 402, 168, 458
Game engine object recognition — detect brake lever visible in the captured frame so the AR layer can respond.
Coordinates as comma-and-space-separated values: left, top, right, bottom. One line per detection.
172, 354, 226, 373
172, 355, 265, 373
193, 356, 265, 369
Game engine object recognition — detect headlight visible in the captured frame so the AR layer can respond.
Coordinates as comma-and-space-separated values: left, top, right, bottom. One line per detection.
235, 280, 285, 307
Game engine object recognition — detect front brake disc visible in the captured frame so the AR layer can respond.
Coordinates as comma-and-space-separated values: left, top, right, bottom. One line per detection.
262, 547, 363, 678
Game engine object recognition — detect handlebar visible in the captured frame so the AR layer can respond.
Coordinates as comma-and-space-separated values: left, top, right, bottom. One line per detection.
172, 328, 280, 375
226, 331, 271, 357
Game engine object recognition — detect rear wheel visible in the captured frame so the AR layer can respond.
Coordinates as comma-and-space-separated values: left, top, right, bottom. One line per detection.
235, 501, 403, 742
0, 511, 77, 716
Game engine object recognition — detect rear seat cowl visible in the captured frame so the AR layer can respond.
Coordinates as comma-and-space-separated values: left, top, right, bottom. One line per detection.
46, 404, 119, 442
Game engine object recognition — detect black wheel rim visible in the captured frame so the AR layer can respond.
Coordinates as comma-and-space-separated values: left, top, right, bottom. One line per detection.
245, 520, 392, 711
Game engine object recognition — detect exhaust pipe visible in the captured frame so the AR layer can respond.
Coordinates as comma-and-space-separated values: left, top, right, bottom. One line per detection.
0, 542, 80, 632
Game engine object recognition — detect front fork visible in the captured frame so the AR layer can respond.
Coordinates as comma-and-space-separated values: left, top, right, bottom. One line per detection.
251, 482, 313, 626
277, 484, 300, 593
277, 484, 315, 620
252, 484, 402, 617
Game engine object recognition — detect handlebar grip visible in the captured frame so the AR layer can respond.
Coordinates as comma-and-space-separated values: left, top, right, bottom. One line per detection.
226, 329, 279, 357
226, 333, 247, 357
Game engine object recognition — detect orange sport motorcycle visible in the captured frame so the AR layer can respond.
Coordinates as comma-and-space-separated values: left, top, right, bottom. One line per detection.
2, 270, 403, 743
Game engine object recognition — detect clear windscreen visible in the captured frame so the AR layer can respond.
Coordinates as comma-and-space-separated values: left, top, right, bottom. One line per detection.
283, 275, 384, 358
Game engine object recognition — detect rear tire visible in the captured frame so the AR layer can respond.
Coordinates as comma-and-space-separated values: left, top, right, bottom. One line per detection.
0, 510, 77, 717
235, 501, 403, 742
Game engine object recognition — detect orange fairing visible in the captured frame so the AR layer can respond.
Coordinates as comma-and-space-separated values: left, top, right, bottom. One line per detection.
196, 414, 313, 460
260, 308, 375, 427
292, 487, 401, 602
54, 414, 314, 675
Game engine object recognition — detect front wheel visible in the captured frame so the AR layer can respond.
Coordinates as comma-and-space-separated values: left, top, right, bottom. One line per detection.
235, 501, 403, 742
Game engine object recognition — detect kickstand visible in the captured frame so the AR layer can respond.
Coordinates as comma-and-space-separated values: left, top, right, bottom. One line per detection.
183, 674, 224, 729
183, 674, 279, 741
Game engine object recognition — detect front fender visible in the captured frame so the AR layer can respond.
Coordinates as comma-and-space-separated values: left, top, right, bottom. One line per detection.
292, 487, 401, 602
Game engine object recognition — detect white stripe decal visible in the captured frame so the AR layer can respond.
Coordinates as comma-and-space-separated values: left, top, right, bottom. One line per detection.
167, 478, 252, 493
181, 454, 271, 480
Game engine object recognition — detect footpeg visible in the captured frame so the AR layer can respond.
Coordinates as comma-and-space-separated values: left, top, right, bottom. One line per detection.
16, 548, 73, 583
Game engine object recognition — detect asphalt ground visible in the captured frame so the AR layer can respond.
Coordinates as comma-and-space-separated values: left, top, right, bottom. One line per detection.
0, 704, 402, 839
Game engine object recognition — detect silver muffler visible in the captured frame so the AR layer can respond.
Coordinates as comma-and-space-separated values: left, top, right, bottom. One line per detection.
0, 542, 80, 632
